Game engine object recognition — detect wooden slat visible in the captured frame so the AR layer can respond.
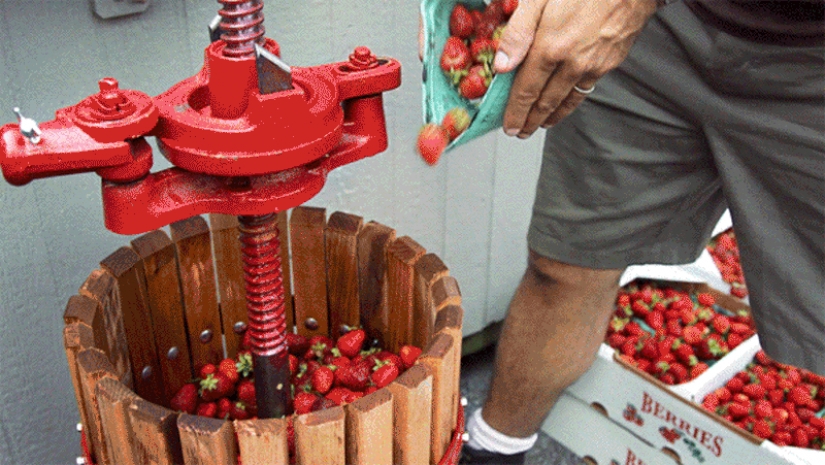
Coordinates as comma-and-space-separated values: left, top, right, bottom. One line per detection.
235, 418, 289, 465
356, 221, 396, 346
128, 398, 184, 465
294, 406, 345, 465
208, 214, 247, 358
178, 414, 238, 465
78, 348, 119, 465
276, 211, 294, 332
64, 294, 110, 355
79, 269, 132, 388
170, 216, 224, 370
289, 206, 328, 337
387, 364, 433, 465
345, 388, 393, 465
432, 276, 462, 313
412, 254, 450, 351
434, 305, 464, 435
96, 377, 140, 465
64, 322, 96, 457
131, 230, 193, 403
417, 332, 458, 464
386, 236, 426, 353
325, 211, 364, 337
100, 246, 165, 405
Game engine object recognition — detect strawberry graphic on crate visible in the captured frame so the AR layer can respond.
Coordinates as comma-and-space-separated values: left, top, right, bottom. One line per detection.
659, 426, 682, 444
623, 403, 644, 426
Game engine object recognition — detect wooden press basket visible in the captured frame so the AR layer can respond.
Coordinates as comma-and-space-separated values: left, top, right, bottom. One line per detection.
63, 207, 464, 465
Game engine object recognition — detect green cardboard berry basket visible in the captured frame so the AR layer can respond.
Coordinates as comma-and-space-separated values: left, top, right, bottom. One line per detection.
421, 0, 516, 151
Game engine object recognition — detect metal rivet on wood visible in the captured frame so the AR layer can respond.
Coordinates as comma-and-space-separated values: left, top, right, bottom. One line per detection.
166, 347, 179, 361
199, 329, 213, 343
304, 318, 319, 331
233, 321, 247, 334
141, 366, 153, 380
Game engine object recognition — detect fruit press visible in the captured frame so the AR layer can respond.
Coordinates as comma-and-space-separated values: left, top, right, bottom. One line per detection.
0, 0, 401, 420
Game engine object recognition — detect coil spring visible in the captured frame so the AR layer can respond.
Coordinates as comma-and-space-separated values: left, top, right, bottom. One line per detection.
238, 213, 287, 357
218, 0, 266, 58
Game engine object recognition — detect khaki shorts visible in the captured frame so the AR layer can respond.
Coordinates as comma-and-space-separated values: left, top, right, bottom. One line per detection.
528, 2, 825, 373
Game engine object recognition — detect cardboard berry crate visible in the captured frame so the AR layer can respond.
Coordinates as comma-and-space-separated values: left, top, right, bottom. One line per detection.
64, 208, 466, 465
606, 279, 758, 394
564, 342, 810, 465
542, 392, 682, 465
691, 341, 825, 465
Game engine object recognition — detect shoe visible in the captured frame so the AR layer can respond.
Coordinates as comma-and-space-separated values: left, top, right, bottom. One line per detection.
459, 445, 527, 465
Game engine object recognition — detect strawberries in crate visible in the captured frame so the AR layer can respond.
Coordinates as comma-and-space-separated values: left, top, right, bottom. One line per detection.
701, 350, 825, 450
605, 280, 756, 385
707, 228, 749, 299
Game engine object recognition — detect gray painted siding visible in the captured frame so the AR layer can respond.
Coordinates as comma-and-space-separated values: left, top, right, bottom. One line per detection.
0, 1, 542, 462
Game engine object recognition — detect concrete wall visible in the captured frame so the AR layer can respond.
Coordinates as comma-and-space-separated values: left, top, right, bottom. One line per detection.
0, 1, 543, 462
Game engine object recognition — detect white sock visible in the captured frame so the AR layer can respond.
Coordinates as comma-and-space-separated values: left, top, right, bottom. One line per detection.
465, 408, 538, 455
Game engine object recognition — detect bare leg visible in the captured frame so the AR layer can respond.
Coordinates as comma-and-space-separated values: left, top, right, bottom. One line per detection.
481, 250, 624, 437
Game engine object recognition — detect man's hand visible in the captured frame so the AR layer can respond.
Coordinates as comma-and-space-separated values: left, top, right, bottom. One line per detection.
495, 0, 657, 137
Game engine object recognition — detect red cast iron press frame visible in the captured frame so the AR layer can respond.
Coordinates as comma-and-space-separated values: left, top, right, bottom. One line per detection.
0, 0, 401, 419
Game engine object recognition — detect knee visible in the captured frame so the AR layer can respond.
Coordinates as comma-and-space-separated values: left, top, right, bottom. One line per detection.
525, 249, 624, 292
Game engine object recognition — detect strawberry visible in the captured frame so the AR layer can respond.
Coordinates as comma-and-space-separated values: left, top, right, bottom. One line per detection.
199, 372, 236, 402
666, 319, 682, 337
669, 362, 689, 383
218, 358, 240, 384
230, 401, 250, 420
696, 293, 715, 307
311, 366, 335, 395
459, 64, 491, 100
727, 402, 750, 419
170, 383, 199, 414
754, 400, 773, 418
399, 345, 422, 370
449, 4, 475, 39
502, 0, 519, 16
625, 321, 645, 337
326, 387, 363, 405
752, 419, 774, 439
645, 311, 665, 331
470, 37, 496, 65
441, 107, 471, 142
336, 329, 366, 359
491, 25, 506, 50
727, 332, 744, 350
240, 330, 253, 351
335, 360, 371, 391
289, 354, 299, 374
237, 379, 256, 405
376, 351, 404, 370
793, 428, 810, 448
788, 386, 814, 407
217, 397, 232, 420
196, 401, 217, 418
711, 315, 731, 335
483, 0, 506, 24
236, 352, 254, 378
309, 335, 335, 360
312, 396, 339, 412
440, 36, 472, 79
703, 392, 720, 411
416, 123, 449, 166
690, 362, 709, 380
743, 383, 766, 400
631, 301, 650, 319
371, 362, 400, 389
198, 364, 217, 380
294, 392, 319, 415
286, 332, 310, 356
639, 338, 659, 361
726, 377, 745, 393
682, 326, 703, 346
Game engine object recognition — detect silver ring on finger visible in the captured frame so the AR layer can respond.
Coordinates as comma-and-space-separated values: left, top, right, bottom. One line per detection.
573, 84, 595, 95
